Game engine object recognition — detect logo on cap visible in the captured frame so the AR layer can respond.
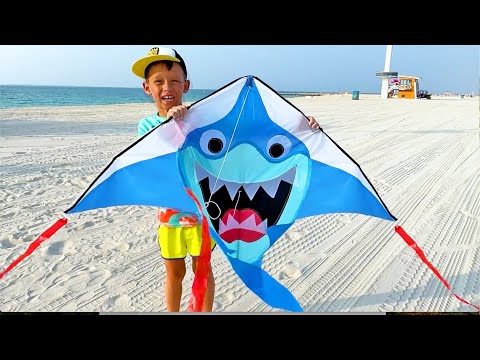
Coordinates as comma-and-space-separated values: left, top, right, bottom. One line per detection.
149, 47, 160, 56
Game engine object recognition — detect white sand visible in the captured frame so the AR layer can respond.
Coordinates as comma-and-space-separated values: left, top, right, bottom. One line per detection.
1, 94, 479, 313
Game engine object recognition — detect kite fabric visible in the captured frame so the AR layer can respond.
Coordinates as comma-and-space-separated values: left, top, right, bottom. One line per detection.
1, 75, 478, 312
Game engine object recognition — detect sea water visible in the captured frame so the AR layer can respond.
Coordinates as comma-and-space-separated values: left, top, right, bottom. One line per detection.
0, 85, 312, 137
0, 85, 309, 109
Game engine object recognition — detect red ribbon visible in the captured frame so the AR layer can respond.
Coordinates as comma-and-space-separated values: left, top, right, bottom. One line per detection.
186, 188, 212, 312
395, 225, 480, 311
0, 217, 68, 280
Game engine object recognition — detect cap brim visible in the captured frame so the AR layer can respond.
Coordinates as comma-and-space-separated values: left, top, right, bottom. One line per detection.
132, 55, 180, 79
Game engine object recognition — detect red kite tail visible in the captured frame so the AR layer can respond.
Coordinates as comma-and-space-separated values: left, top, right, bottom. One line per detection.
185, 188, 212, 312
395, 225, 480, 312
0, 217, 68, 280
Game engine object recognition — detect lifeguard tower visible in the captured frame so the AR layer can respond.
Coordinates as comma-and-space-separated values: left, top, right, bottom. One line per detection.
376, 45, 402, 99
396, 75, 421, 99
385, 75, 431, 99
376, 45, 430, 100
376, 71, 398, 99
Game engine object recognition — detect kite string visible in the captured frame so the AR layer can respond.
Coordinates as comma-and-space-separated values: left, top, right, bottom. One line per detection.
233, 191, 241, 216
205, 190, 241, 220
206, 87, 251, 212
205, 201, 221, 220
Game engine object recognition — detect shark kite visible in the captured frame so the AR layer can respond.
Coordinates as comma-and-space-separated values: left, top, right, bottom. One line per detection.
1, 75, 478, 312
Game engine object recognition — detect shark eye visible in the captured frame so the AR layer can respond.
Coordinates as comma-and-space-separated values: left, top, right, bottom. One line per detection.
267, 135, 291, 159
200, 129, 226, 155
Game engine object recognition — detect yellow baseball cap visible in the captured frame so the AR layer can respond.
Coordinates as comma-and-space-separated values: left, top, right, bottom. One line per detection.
131, 47, 187, 79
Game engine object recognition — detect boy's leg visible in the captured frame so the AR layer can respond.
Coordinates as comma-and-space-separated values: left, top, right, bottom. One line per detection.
186, 224, 216, 312
191, 258, 215, 312
164, 259, 186, 312
158, 225, 188, 312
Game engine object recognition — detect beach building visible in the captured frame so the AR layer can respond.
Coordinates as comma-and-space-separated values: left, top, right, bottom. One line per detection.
387, 75, 431, 99
396, 75, 420, 99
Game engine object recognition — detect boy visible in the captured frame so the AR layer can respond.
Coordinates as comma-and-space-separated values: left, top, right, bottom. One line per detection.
132, 46, 216, 312
131, 46, 321, 312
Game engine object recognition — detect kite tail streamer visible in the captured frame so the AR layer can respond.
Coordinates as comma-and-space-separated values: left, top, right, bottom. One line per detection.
394, 225, 480, 311
228, 257, 303, 312
186, 188, 212, 312
0, 217, 68, 280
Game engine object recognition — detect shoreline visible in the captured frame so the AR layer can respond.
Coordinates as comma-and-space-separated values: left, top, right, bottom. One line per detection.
1, 93, 478, 117
1, 92, 478, 113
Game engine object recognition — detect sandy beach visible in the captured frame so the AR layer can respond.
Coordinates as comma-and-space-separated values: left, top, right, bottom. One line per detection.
1, 94, 479, 313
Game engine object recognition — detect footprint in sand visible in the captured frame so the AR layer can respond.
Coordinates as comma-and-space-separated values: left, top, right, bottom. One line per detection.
22, 234, 37, 243
212, 300, 223, 311
12, 231, 28, 240
64, 274, 90, 292
46, 241, 65, 256
52, 261, 71, 273
95, 242, 130, 252
113, 294, 132, 308
86, 269, 112, 287
43, 240, 72, 259
285, 230, 307, 241
278, 263, 302, 280
78, 221, 95, 230
337, 214, 351, 224
26, 285, 45, 301
217, 289, 236, 303
0, 239, 15, 249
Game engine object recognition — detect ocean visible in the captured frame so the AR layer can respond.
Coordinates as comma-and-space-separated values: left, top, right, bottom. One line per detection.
0, 85, 311, 109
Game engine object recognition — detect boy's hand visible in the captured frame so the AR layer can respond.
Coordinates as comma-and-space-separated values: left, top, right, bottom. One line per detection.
167, 105, 188, 120
307, 116, 321, 129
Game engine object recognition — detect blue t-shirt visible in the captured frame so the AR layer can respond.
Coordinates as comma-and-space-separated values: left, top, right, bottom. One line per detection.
138, 113, 167, 137
137, 113, 200, 227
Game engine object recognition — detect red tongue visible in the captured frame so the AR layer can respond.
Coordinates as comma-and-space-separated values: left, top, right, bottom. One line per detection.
220, 209, 265, 243
221, 209, 262, 225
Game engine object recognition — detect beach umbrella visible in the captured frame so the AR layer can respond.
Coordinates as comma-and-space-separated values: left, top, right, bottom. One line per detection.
1, 75, 478, 312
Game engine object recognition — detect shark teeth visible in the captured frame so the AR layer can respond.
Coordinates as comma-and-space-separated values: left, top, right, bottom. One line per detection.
219, 213, 268, 235
194, 163, 296, 201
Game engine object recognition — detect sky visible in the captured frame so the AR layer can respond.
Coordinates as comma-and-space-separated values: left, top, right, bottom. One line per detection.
0, 45, 478, 95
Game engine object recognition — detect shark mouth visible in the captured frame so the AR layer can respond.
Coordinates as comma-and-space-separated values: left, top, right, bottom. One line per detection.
195, 163, 295, 243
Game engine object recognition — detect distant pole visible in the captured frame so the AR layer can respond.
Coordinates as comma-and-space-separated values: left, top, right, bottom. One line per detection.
381, 45, 393, 99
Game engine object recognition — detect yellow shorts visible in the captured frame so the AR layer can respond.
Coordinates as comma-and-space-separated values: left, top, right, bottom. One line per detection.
158, 224, 216, 260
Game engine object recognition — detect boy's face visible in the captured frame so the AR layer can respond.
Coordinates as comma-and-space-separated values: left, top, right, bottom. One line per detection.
143, 62, 190, 117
